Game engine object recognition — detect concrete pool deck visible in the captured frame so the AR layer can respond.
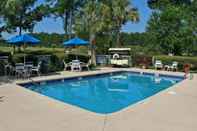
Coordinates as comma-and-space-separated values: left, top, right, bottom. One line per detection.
0, 68, 197, 131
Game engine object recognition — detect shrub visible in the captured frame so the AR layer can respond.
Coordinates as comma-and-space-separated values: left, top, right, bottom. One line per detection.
133, 54, 153, 68
36, 54, 64, 74
48, 54, 63, 72
0, 62, 5, 75
0, 52, 11, 76
12, 53, 37, 65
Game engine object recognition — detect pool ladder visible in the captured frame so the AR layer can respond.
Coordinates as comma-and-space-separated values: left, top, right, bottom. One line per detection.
154, 73, 161, 83
29, 78, 40, 86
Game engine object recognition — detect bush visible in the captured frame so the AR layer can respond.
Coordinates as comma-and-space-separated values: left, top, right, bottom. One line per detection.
34, 54, 64, 74
0, 47, 92, 75
133, 54, 153, 68
11, 53, 37, 65
154, 55, 197, 71
0, 62, 5, 76
0, 52, 65, 75
0, 52, 11, 76
48, 54, 63, 72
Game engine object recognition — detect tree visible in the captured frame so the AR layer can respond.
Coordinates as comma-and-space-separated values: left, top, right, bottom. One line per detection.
48, 0, 85, 39
147, 0, 197, 55
108, 0, 139, 47
148, 0, 193, 10
33, 32, 64, 47
75, 0, 139, 65
0, 1, 7, 38
3, 0, 49, 35
75, 0, 111, 65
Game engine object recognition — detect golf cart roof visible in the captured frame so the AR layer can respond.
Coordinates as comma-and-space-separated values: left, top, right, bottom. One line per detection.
108, 48, 131, 55
108, 48, 131, 51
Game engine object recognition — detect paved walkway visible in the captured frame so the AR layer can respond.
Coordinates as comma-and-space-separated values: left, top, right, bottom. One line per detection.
0, 68, 196, 131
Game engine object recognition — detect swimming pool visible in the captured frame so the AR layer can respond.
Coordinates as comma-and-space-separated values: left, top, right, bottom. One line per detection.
21, 72, 184, 114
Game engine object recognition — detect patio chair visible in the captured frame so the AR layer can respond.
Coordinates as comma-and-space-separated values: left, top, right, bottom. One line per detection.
4, 63, 14, 76
169, 61, 178, 71
32, 61, 42, 76
63, 60, 71, 71
15, 63, 25, 78
24, 62, 33, 78
71, 60, 81, 72
154, 60, 163, 70
81, 60, 91, 71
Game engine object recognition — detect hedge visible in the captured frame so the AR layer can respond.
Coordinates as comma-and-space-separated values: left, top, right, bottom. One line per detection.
0, 51, 90, 76
132, 54, 153, 68
154, 55, 197, 71
1, 48, 197, 76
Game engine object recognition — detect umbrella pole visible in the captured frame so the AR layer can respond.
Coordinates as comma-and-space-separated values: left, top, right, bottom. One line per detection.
76, 45, 79, 60
24, 43, 26, 65
24, 54, 26, 65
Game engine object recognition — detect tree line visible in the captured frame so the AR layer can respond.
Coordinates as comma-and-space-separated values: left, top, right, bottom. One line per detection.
0, 0, 196, 65
0, 0, 139, 65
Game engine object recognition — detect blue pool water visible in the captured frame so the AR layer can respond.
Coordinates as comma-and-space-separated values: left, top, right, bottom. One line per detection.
22, 72, 183, 114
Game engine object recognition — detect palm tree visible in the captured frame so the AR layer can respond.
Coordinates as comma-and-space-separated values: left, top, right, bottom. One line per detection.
75, 0, 139, 65
75, 0, 110, 66
109, 0, 139, 47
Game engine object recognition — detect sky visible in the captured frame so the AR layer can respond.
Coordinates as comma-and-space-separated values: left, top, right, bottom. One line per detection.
3, 0, 152, 38
122, 0, 152, 33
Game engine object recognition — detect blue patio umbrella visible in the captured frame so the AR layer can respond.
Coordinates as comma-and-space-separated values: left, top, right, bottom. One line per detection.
7, 34, 40, 64
63, 37, 89, 60
63, 37, 89, 46
8, 34, 40, 45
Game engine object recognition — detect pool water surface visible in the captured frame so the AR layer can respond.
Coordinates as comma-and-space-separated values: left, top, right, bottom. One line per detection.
22, 72, 183, 114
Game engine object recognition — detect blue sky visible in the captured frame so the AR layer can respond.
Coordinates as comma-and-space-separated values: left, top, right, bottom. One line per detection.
3, 0, 152, 38
122, 0, 152, 33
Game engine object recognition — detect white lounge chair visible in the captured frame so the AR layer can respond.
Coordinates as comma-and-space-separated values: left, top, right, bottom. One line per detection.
32, 61, 42, 76
71, 60, 81, 72
24, 63, 33, 78
81, 60, 91, 71
154, 60, 163, 69
15, 63, 25, 78
63, 60, 71, 71
169, 61, 178, 71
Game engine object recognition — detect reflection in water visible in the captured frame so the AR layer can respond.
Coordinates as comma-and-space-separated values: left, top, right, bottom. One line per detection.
108, 74, 129, 92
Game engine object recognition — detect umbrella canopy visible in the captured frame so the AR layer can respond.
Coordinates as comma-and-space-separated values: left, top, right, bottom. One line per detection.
7, 34, 40, 65
63, 37, 89, 60
63, 37, 89, 46
7, 34, 40, 45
